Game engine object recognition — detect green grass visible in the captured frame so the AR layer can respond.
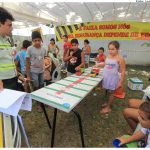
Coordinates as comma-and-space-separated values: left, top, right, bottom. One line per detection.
20, 65, 150, 147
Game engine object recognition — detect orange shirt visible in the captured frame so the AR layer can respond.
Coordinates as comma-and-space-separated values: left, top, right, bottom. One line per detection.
63, 41, 72, 58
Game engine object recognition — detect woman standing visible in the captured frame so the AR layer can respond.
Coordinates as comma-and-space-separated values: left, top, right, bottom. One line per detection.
48, 38, 59, 58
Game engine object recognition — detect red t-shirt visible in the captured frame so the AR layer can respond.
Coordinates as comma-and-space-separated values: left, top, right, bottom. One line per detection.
97, 54, 106, 62
63, 41, 72, 57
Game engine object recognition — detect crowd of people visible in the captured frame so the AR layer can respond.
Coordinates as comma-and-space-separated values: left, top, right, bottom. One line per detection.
0, 7, 150, 148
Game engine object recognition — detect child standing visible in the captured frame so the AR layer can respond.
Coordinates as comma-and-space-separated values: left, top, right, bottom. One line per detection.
118, 101, 150, 148
96, 47, 106, 63
64, 38, 85, 76
26, 31, 47, 90
62, 35, 72, 72
82, 39, 91, 68
15, 40, 32, 76
95, 41, 126, 114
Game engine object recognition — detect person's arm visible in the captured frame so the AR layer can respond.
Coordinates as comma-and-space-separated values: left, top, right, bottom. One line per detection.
103, 54, 106, 61
94, 62, 105, 68
26, 48, 31, 81
84, 46, 91, 55
15, 60, 21, 73
44, 62, 50, 69
95, 54, 98, 61
117, 56, 126, 88
26, 57, 31, 81
14, 53, 21, 72
118, 130, 145, 146
56, 45, 60, 55
87, 45, 91, 55
0, 80, 3, 91
63, 49, 72, 62
75, 51, 85, 71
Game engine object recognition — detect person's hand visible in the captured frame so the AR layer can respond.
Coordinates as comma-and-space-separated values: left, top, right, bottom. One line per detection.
93, 64, 98, 68
0, 80, 3, 91
26, 76, 31, 83
117, 136, 128, 146
75, 66, 80, 71
94, 65, 97, 68
70, 51, 74, 57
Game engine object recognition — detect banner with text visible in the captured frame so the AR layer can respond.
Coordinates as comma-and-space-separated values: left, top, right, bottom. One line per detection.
55, 21, 150, 41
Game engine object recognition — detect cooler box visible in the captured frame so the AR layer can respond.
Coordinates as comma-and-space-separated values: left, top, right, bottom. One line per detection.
128, 77, 143, 90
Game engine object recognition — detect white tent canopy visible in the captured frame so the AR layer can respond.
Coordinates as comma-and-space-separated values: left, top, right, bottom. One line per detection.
12, 25, 55, 36
0, 2, 150, 29
0, 2, 150, 65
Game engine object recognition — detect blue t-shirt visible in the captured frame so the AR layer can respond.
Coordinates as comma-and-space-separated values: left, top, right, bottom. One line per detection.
15, 50, 26, 73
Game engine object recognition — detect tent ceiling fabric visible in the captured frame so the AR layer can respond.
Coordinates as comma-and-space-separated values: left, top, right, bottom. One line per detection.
0, 2, 150, 29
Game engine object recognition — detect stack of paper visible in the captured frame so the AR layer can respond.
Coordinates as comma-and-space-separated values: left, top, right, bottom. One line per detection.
0, 89, 32, 116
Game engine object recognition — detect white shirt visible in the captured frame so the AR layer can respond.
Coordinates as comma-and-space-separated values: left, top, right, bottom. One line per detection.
141, 127, 150, 147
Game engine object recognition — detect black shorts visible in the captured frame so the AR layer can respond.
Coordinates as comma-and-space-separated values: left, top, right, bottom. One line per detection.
2, 76, 18, 90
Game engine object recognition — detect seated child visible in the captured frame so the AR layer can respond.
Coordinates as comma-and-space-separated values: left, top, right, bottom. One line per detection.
44, 56, 52, 84
117, 101, 150, 148
95, 47, 106, 63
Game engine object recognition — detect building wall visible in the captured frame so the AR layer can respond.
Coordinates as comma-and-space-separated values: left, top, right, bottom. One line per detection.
13, 35, 150, 65
57, 40, 150, 65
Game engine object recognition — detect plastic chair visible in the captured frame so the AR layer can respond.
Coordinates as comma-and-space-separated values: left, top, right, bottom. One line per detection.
50, 64, 61, 83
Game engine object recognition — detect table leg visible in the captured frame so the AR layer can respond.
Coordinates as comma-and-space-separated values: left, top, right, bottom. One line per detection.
40, 103, 51, 129
51, 108, 57, 147
72, 110, 85, 147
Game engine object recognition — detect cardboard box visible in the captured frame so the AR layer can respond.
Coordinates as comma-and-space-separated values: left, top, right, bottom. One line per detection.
128, 77, 143, 90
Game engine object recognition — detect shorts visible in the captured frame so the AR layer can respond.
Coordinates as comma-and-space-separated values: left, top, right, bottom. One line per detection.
3, 76, 18, 90
84, 55, 90, 64
106, 89, 115, 94
30, 72, 44, 88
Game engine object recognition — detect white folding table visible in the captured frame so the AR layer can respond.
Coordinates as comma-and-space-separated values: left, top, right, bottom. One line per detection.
31, 67, 103, 147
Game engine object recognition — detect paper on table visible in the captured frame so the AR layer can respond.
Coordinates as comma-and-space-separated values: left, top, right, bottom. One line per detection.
0, 89, 32, 116
20, 94, 32, 111
0, 89, 26, 108
0, 96, 25, 116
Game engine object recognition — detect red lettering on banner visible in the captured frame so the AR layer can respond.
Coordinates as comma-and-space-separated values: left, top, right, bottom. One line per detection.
104, 32, 129, 37
99, 24, 117, 30
118, 23, 130, 29
75, 32, 102, 38
130, 32, 139, 37
141, 32, 150, 37
83, 25, 98, 30
68, 34, 74, 38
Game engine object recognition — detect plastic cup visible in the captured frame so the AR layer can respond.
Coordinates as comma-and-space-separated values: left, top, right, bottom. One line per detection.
113, 139, 121, 147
